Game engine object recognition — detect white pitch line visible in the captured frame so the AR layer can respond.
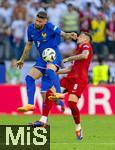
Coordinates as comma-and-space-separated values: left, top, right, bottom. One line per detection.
51, 143, 115, 145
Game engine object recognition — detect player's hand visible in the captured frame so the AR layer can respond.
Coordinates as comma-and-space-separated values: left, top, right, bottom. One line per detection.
70, 32, 78, 40
16, 59, 24, 69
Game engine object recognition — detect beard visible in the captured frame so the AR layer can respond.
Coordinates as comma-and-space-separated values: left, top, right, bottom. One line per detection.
35, 24, 43, 29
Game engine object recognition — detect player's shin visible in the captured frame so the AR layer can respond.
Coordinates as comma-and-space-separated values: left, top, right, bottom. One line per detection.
51, 76, 65, 112
39, 90, 54, 123
26, 75, 36, 105
45, 69, 60, 92
68, 101, 80, 125
68, 100, 83, 140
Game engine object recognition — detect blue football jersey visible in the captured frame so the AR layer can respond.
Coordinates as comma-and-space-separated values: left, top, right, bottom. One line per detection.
27, 22, 61, 57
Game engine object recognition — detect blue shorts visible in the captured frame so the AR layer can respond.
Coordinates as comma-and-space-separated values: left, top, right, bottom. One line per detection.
41, 74, 61, 93
33, 53, 62, 75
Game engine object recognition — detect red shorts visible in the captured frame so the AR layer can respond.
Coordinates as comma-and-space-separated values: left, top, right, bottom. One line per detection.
60, 77, 87, 98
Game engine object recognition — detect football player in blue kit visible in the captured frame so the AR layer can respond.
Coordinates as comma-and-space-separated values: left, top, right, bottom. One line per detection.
17, 11, 77, 125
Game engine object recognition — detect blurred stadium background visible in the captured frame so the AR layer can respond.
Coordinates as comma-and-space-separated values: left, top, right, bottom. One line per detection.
0, 0, 115, 150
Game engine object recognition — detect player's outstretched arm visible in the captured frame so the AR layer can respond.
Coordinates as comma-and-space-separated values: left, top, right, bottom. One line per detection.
63, 50, 89, 63
16, 42, 32, 69
61, 31, 77, 40
57, 68, 71, 74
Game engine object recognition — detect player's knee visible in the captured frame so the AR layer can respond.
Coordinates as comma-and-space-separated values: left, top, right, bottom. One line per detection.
68, 94, 79, 103
25, 75, 35, 84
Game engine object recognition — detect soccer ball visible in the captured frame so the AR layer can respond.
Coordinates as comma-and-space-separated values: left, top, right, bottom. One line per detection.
42, 48, 56, 62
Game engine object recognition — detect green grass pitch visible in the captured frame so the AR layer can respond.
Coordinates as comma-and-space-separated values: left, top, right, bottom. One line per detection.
0, 115, 115, 150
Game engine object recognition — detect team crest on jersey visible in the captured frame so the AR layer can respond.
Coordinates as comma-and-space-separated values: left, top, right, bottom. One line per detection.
41, 32, 47, 41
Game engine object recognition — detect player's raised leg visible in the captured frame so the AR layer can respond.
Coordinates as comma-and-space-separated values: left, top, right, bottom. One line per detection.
33, 64, 65, 126
18, 67, 42, 112
68, 94, 83, 140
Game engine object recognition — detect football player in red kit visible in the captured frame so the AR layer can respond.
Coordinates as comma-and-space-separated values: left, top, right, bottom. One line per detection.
31, 32, 92, 140
54, 32, 93, 140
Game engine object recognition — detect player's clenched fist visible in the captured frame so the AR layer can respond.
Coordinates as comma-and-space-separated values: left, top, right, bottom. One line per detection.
70, 32, 78, 40
16, 60, 24, 69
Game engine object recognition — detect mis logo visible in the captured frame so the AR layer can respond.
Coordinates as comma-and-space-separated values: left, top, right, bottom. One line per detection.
0, 125, 50, 150
41, 32, 47, 41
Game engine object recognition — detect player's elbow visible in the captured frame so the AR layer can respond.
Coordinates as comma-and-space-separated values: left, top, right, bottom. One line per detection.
83, 54, 88, 59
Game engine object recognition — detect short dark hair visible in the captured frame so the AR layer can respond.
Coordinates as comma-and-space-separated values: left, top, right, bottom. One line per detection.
98, 57, 103, 64
67, 3, 73, 7
36, 11, 47, 19
82, 32, 92, 43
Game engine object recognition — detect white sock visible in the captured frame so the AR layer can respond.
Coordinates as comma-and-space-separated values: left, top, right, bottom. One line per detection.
39, 116, 48, 124
76, 124, 81, 131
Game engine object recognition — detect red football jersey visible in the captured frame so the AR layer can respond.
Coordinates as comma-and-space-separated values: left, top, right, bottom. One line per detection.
67, 42, 93, 82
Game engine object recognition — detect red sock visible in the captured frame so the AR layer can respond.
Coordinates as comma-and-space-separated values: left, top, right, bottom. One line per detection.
68, 101, 80, 124
43, 90, 54, 117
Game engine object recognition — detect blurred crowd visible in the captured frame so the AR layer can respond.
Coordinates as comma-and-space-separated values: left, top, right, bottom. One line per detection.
0, 0, 115, 84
